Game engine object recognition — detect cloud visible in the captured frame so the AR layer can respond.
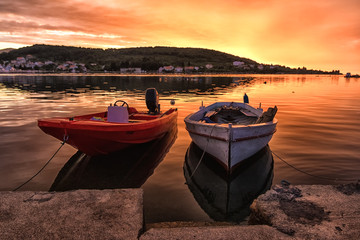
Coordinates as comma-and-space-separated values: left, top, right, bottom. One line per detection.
0, 0, 359, 72
0, 0, 145, 34
0, 20, 82, 33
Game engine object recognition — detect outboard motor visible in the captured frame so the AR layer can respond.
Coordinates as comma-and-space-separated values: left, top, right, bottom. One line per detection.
243, 93, 249, 104
145, 88, 160, 114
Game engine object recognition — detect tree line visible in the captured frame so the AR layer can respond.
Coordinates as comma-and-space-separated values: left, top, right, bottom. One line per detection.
0, 44, 341, 74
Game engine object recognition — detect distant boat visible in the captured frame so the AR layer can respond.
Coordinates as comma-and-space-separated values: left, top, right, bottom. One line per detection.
345, 72, 360, 78
184, 142, 274, 222
345, 73, 360, 78
38, 88, 178, 156
184, 100, 277, 172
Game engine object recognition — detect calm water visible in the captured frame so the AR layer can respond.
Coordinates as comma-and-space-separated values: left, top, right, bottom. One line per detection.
0, 74, 359, 223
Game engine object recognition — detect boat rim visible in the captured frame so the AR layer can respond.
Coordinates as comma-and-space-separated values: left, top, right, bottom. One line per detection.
184, 102, 277, 128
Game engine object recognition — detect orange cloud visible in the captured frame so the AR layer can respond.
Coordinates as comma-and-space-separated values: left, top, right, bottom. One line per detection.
0, 0, 359, 73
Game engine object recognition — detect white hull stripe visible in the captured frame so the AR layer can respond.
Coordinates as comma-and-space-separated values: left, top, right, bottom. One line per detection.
185, 127, 276, 142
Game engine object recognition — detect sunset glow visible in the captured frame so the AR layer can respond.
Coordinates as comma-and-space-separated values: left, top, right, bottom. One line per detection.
0, 0, 359, 73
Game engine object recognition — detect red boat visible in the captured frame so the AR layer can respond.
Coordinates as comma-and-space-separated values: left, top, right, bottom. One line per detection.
38, 88, 178, 156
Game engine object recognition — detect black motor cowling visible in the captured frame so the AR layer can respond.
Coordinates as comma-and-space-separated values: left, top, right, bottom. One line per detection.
145, 88, 159, 113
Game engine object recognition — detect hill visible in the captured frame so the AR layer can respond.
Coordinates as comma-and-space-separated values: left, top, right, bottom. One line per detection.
0, 44, 340, 74
0, 48, 15, 54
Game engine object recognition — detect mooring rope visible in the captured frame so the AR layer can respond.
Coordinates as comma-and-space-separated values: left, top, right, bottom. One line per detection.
271, 149, 359, 182
188, 123, 218, 179
12, 136, 68, 191
248, 126, 359, 183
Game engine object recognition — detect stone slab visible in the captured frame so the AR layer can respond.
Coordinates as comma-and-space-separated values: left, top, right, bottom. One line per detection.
0, 189, 143, 240
250, 182, 360, 240
140, 225, 293, 240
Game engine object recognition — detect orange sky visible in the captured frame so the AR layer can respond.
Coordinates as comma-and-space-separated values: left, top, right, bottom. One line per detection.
0, 0, 359, 74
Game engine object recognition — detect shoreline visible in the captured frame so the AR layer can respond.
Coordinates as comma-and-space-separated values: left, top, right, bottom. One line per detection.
0, 72, 345, 77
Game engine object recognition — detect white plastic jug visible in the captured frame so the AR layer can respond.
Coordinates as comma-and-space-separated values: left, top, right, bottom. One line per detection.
107, 106, 129, 123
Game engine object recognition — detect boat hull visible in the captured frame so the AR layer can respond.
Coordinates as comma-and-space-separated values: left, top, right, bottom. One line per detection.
184, 102, 277, 171
38, 109, 178, 155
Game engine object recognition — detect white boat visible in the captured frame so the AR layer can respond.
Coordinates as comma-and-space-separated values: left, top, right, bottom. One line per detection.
184, 101, 277, 172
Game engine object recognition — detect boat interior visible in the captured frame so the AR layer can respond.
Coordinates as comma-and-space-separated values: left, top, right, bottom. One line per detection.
199, 105, 277, 125
202, 105, 258, 125
71, 107, 176, 123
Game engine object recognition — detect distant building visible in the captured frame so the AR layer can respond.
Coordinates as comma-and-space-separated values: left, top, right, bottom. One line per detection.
163, 66, 174, 72
233, 61, 244, 67
57, 65, 67, 71
69, 64, 78, 72
184, 66, 195, 73
205, 64, 213, 69
35, 62, 44, 68
258, 65, 264, 70
5, 65, 16, 72
120, 68, 142, 73
175, 67, 183, 73
26, 55, 34, 60
16, 57, 26, 64
25, 62, 34, 68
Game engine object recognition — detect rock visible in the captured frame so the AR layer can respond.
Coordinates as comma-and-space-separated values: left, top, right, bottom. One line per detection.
335, 181, 360, 195
249, 184, 360, 239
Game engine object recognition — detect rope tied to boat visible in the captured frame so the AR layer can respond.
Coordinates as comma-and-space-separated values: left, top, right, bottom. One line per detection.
271, 150, 359, 183
12, 136, 68, 191
254, 133, 359, 183
63, 134, 69, 142
188, 123, 218, 180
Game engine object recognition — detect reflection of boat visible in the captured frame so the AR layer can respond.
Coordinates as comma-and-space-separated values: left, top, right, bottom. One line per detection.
184, 101, 277, 172
38, 88, 178, 156
184, 142, 273, 222
50, 124, 177, 191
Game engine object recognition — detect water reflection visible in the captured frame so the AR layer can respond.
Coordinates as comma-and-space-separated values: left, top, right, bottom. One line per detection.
184, 142, 273, 222
50, 125, 177, 191
0, 75, 255, 96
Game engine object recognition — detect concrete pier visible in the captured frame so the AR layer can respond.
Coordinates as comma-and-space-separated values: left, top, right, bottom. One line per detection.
141, 225, 292, 240
1, 182, 359, 239
0, 189, 143, 240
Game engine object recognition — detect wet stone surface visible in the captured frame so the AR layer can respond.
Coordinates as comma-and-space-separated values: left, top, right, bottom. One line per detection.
279, 200, 329, 225
250, 184, 360, 239
272, 185, 330, 225
335, 181, 360, 195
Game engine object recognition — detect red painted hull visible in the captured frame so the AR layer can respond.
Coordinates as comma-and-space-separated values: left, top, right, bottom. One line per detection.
38, 108, 178, 155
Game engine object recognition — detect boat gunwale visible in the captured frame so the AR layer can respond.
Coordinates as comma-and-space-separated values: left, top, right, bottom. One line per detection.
184, 110, 278, 129
185, 115, 278, 129
185, 126, 277, 142
38, 108, 178, 130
